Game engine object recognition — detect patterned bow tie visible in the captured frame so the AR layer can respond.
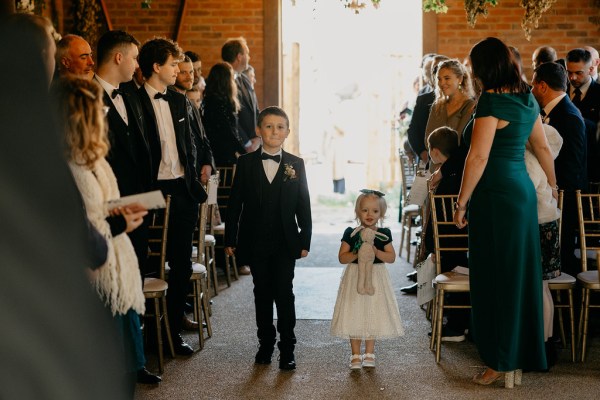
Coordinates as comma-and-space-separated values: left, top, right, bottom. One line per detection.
111, 88, 122, 99
261, 153, 281, 163
154, 91, 170, 101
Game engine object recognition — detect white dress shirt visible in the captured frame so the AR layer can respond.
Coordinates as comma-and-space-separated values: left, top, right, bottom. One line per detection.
95, 75, 128, 125
144, 83, 184, 180
261, 150, 282, 183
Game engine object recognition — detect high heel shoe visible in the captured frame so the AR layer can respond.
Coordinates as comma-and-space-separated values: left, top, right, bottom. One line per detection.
472, 368, 503, 386
473, 368, 522, 388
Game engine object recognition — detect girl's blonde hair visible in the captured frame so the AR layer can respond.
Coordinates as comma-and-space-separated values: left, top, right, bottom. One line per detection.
354, 192, 387, 226
56, 78, 109, 169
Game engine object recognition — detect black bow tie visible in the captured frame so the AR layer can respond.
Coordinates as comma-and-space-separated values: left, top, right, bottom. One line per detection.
261, 153, 281, 163
154, 91, 170, 101
111, 88, 122, 99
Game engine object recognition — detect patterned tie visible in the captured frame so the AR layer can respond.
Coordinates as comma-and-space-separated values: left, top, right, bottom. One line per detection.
540, 109, 548, 124
572, 88, 582, 106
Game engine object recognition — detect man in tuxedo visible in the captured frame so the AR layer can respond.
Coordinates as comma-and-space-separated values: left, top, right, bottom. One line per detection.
55, 34, 94, 80
137, 37, 207, 355
532, 62, 586, 278
566, 48, 600, 184
222, 37, 261, 152
171, 55, 215, 183
225, 107, 312, 370
94, 30, 160, 385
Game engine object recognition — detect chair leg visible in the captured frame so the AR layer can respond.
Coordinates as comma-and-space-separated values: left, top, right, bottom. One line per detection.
580, 289, 591, 362
399, 214, 407, 257
435, 289, 445, 363
211, 251, 219, 296
161, 296, 175, 358
153, 298, 164, 374
568, 288, 576, 362
193, 280, 204, 350
406, 222, 413, 263
201, 277, 213, 338
220, 245, 231, 287
429, 292, 438, 351
556, 290, 567, 349
230, 253, 239, 280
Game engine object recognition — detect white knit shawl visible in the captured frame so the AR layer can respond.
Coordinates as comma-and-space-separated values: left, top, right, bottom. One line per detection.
69, 158, 145, 315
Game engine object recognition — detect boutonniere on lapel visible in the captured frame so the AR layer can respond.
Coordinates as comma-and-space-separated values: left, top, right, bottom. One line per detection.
283, 163, 297, 182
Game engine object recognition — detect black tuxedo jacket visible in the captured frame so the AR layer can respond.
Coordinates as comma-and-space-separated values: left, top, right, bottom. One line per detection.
137, 85, 207, 203
187, 97, 215, 172
225, 149, 312, 263
119, 79, 141, 97
572, 79, 600, 123
407, 90, 435, 158
547, 95, 587, 191
98, 78, 152, 196
236, 73, 259, 143
572, 80, 600, 182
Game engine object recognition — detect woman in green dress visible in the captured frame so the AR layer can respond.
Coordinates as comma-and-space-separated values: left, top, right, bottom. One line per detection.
453, 37, 558, 387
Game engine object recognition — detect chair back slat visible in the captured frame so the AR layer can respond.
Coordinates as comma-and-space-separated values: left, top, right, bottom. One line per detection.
398, 150, 416, 204
148, 195, 171, 281
576, 191, 600, 272
429, 193, 469, 275
216, 165, 236, 219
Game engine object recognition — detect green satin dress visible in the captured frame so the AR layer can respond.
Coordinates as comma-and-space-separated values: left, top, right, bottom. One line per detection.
467, 92, 547, 372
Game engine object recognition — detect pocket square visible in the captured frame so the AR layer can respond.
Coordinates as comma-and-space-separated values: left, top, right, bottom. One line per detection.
178, 118, 185, 122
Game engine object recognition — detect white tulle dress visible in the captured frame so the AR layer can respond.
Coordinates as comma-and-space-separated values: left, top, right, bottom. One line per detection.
330, 227, 404, 339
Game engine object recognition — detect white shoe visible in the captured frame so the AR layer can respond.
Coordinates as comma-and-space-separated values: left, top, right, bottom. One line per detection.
349, 354, 362, 370
362, 353, 376, 368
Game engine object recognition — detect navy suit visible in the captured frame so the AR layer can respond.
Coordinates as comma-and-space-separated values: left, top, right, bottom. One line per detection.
137, 85, 206, 336
547, 95, 586, 277
225, 149, 312, 354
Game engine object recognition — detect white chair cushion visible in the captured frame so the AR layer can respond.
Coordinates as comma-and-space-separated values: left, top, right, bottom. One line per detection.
577, 271, 600, 287
548, 272, 576, 284
143, 277, 168, 293
433, 272, 470, 286
402, 204, 419, 214
205, 234, 216, 244
192, 262, 207, 274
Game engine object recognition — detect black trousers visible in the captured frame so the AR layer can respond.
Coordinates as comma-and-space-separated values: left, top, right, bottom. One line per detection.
560, 191, 579, 278
249, 246, 296, 355
156, 178, 199, 335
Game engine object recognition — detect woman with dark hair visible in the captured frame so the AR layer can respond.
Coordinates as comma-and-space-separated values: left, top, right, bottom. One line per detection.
202, 62, 246, 166
453, 37, 557, 387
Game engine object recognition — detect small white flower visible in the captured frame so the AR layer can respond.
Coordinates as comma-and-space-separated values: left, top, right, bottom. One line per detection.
283, 163, 297, 181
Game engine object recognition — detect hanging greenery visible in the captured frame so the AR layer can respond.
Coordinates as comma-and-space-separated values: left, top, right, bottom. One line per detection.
72, 0, 102, 47
520, 0, 557, 40
422, 0, 560, 39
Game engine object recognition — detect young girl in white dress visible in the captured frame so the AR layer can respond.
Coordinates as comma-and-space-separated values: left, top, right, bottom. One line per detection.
331, 190, 404, 370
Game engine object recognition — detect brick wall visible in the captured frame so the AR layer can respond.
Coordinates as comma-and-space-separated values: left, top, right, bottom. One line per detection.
62, 0, 265, 106
434, 0, 600, 78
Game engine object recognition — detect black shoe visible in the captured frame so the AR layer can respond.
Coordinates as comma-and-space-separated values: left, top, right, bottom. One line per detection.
136, 368, 161, 384
406, 270, 418, 282
279, 354, 296, 370
400, 283, 418, 294
545, 341, 557, 369
255, 345, 274, 365
172, 334, 194, 356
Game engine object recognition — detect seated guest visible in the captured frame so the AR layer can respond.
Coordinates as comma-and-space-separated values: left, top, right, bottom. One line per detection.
423, 127, 469, 342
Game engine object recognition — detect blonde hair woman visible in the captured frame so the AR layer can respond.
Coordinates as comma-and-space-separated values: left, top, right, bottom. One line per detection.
425, 58, 476, 147
55, 77, 152, 394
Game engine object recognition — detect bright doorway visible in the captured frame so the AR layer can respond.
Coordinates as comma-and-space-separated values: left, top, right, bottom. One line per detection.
282, 0, 423, 206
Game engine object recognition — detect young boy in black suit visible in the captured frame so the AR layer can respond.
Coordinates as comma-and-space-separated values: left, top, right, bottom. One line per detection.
225, 106, 312, 370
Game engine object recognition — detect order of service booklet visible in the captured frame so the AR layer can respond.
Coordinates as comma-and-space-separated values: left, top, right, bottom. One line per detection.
106, 190, 166, 211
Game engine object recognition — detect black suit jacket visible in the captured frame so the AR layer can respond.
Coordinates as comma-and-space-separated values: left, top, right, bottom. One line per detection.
97, 77, 152, 196
137, 85, 207, 203
407, 90, 435, 158
225, 149, 312, 263
547, 95, 587, 191
236, 73, 259, 143
571, 80, 600, 182
186, 97, 215, 173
